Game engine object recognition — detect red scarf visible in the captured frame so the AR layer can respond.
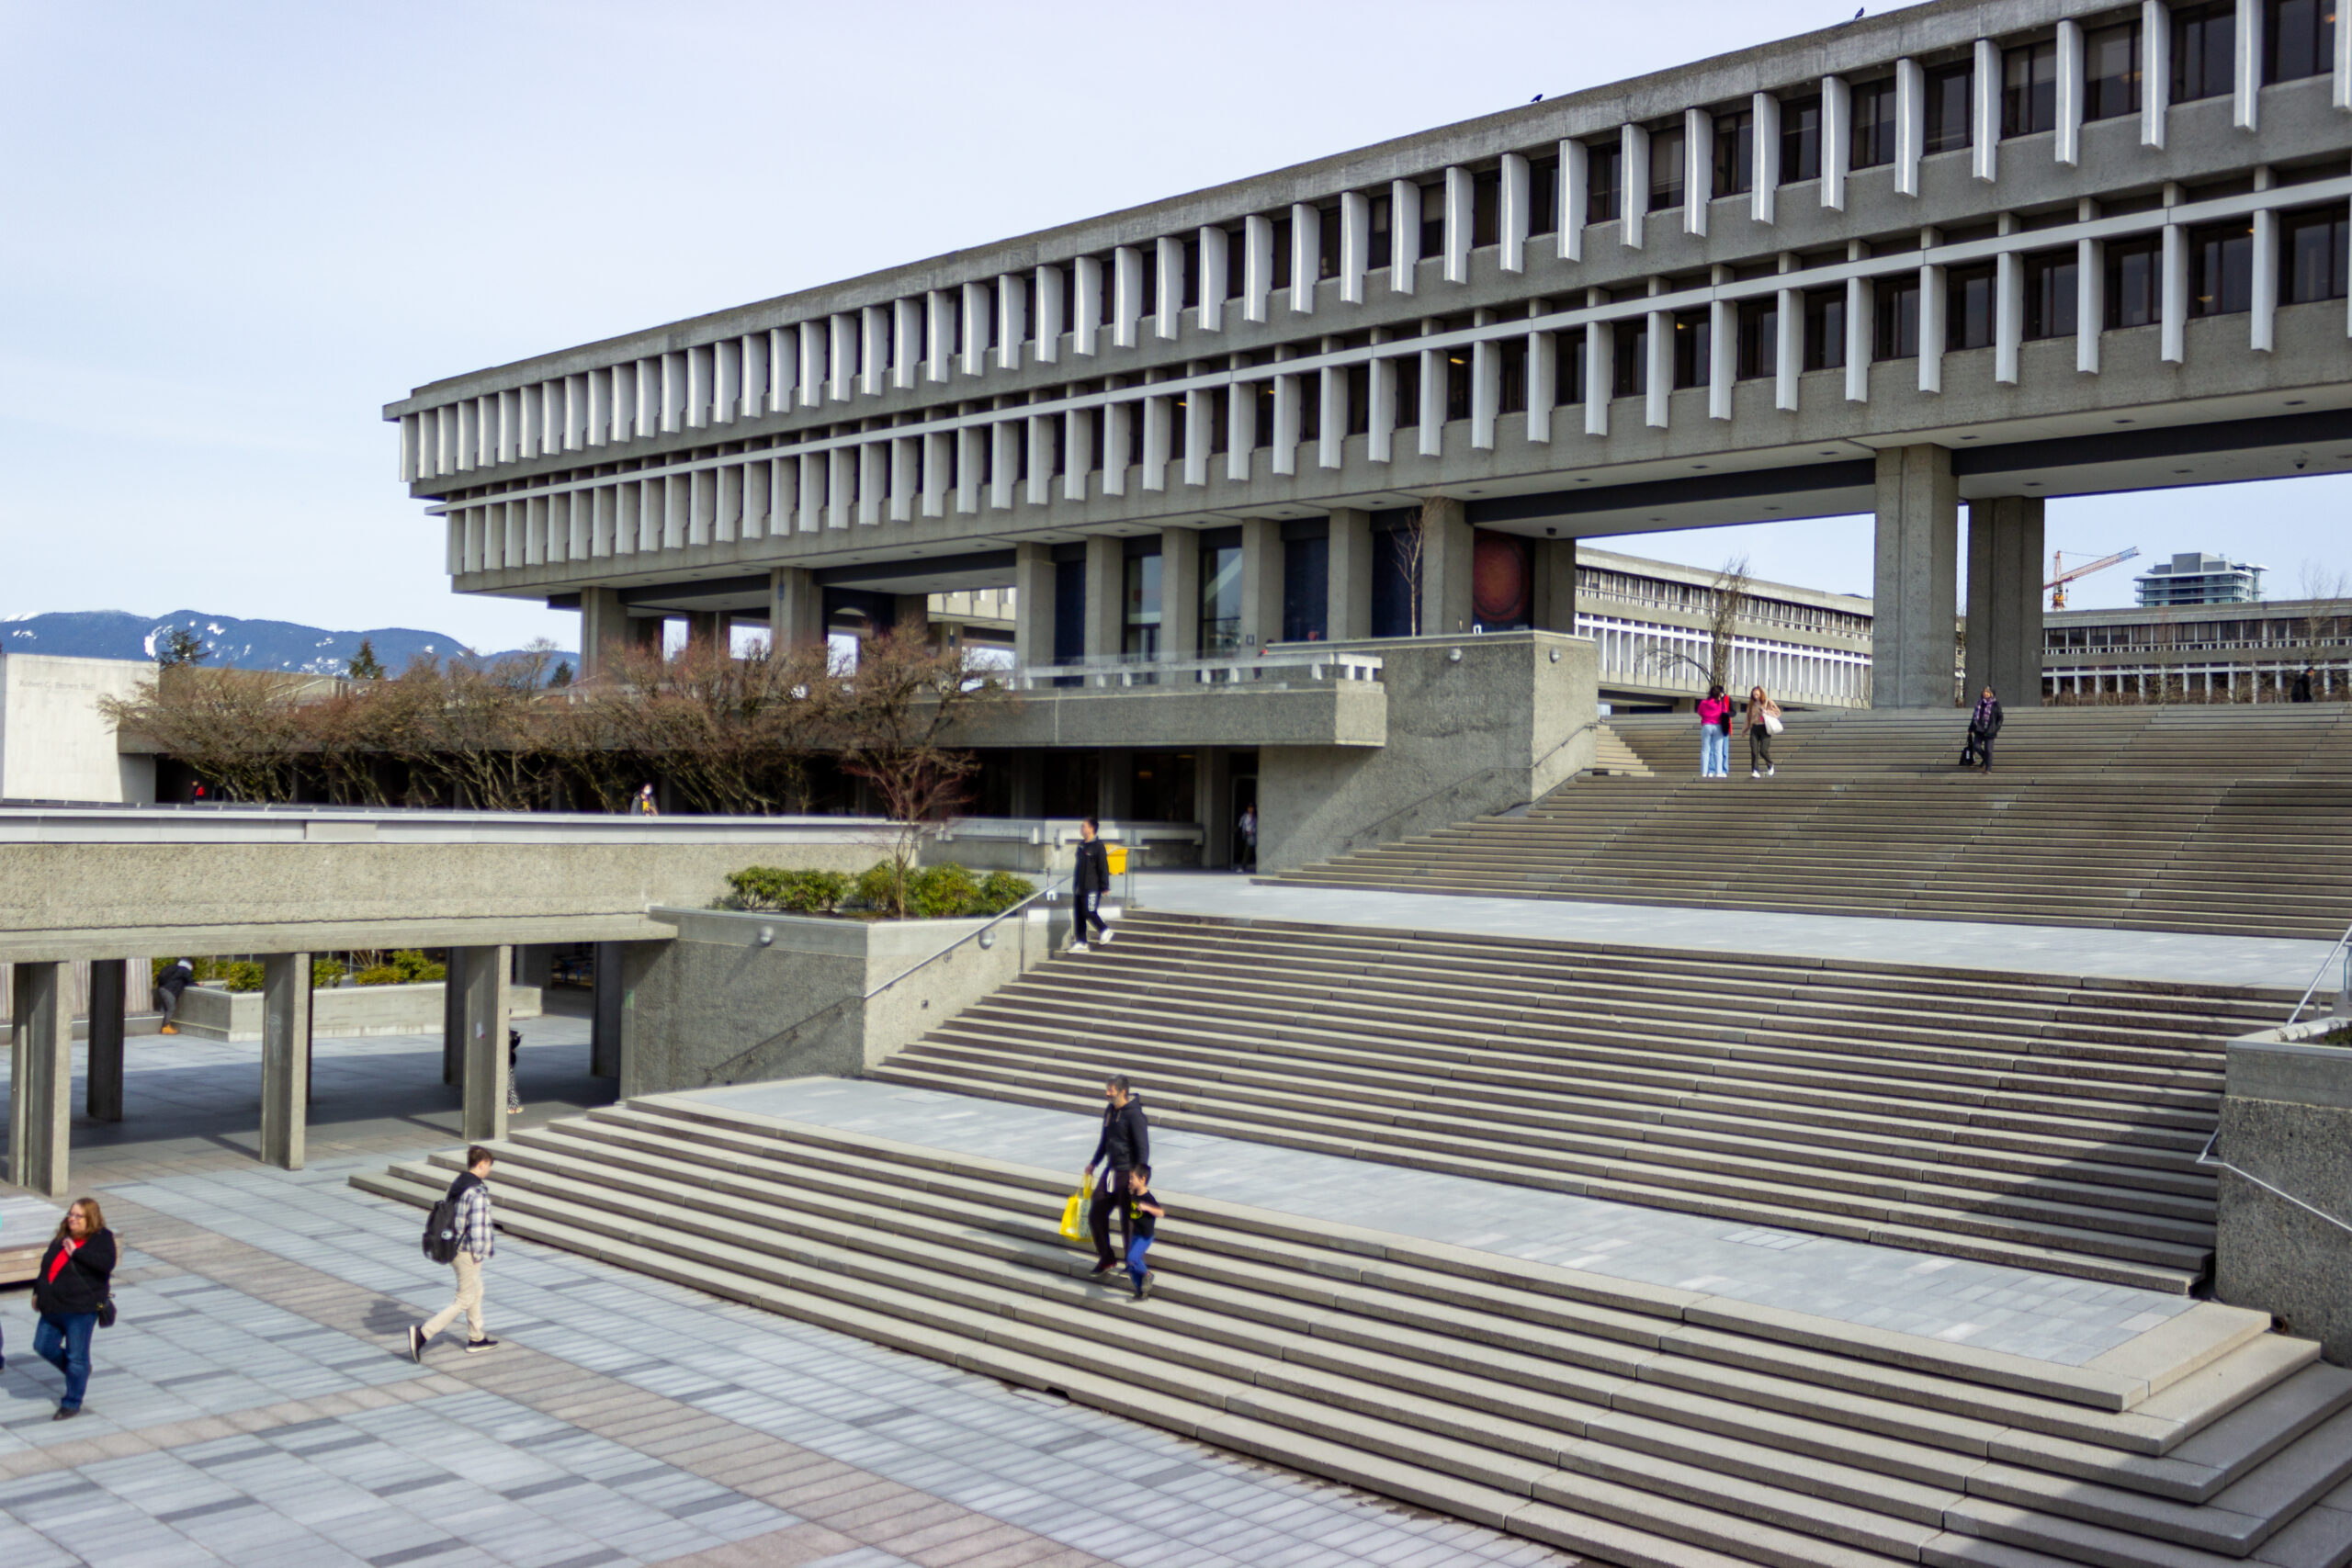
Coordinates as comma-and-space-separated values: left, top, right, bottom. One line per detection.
46, 1236, 80, 1283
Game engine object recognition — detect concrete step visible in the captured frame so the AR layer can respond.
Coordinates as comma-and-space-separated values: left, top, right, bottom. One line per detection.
352, 1096, 2352, 1568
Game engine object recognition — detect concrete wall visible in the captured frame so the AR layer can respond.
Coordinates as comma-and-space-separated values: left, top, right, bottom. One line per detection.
173, 981, 544, 1043
2216, 1032, 2352, 1366
616, 905, 1057, 1097
0, 655, 154, 805
1259, 630, 1598, 872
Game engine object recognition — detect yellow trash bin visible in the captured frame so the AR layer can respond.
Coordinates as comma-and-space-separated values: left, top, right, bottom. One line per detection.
1106, 845, 1129, 875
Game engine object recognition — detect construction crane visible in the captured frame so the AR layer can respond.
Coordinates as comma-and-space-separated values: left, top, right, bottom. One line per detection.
2047, 547, 2141, 610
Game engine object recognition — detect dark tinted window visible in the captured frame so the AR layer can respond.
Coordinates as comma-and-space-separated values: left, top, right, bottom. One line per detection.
1780, 96, 1822, 181
2085, 21, 2142, 120
1529, 156, 1559, 235
2003, 41, 2057, 134
1671, 310, 1712, 389
1319, 208, 1341, 279
2190, 220, 2256, 316
1924, 62, 1973, 153
2023, 250, 2079, 339
2105, 236, 2162, 328
1648, 126, 1686, 213
1946, 264, 1996, 350
1555, 329, 1586, 405
1369, 198, 1393, 269
1588, 142, 1623, 222
1736, 297, 1779, 378
1612, 319, 1649, 397
1498, 337, 1528, 415
2172, 2, 2234, 101
1874, 275, 1921, 359
1268, 217, 1291, 290
1804, 288, 1848, 369
2265, 0, 2337, 83
2281, 205, 2350, 303
1850, 80, 1897, 169
1472, 171, 1501, 247
1713, 111, 1753, 197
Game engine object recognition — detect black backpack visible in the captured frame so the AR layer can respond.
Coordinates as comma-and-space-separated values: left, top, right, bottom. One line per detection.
422, 1173, 478, 1264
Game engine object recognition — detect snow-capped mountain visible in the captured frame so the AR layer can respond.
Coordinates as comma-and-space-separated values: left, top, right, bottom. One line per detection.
0, 609, 571, 676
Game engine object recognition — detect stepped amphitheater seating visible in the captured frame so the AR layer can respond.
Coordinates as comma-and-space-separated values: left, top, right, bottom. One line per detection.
359, 1088, 2352, 1568
1272, 705, 2352, 939
874, 912, 2284, 1292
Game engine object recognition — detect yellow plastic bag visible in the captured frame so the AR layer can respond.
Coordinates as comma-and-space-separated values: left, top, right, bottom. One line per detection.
1058, 1186, 1089, 1241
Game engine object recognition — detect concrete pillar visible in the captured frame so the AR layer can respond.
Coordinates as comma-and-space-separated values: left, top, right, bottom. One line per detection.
1872, 446, 1961, 709
769, 568, 824, 650
1013, 542, 1056, 671
628, 615, 665, 656
1199, 748, 1233, 868
580, 587, 629, 682
456, 944, 511, 1145
442, 948, 464, 1087
1101, 750, 1134, 820
260, 952, 311, 1171
1328, 509, 1374, 642
8, 962, 71, 1197
86, 958, 125, 1124
1082, 536, 1123, 661
1160, 528, 1201, 660
591, 942, 624, 1079
684, 612, 730, 655
514, 945, 554, 992
1419, 498, 1476, 637
1238, 518, 1283, 651
1009, 750, 1046, 818
1531, 538, 1579, 634
892, 594, 932, 648
1965, 497, 2045, 710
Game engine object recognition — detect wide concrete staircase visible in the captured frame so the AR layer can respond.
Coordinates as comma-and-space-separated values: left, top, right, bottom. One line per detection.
873, 911, 2300, 1292
357, 1093, 2352, 1568
1271, 706, 2352, 939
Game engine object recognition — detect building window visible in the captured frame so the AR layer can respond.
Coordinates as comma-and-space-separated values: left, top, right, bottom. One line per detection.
2105, 235, 2162, 327
1947, 263, 1996, 349
1530, 156, 1559, 235
2172, 2, 2234, 102
1299, 371, 1321, 442
1671, 309, 1712, 389
1268, 216, 1291, 291
1319, 207, 1341, 279
1168, 396, 1186, 461
2281, 205, 2350, 303
1283, 536, 1329, 643
2003, 40, 2058, 135
1648, 125, 1685, 213
1874, 276, 1921, 359
1588, 141, 1623, 222
1556, 329, 1586, 405
1124, 553, 1161, 659
1498, 336, 1528, 415
1804, 288, 1848, 369
1445, 347, 1472, 423
1924, 62, 1973, 153
1394, 355, 1419, 429
1369, 197, 1393, 269
1473, 171, 1501, 247
2266, 0, 2337, 83
1419, 186, 1445, 267
1346, 363, 1371, 432
2190, 220, 2256, 316
2023, 250, 2079, 339
1713, 110, 1753, 197
1612, 319, 1649, 397
1736, 297, 1779, 378
1780, 95, 1823, 182
1200, 543, 1242, 655
1850, 79, 1897, 169
2084, 20, 2143, 120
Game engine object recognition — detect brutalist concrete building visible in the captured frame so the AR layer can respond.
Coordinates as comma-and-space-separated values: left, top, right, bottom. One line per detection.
386, 0, 2350, 867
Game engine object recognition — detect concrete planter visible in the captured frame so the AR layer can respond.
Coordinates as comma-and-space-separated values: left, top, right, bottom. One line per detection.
616, 905, 1062, 1098
2216, 1022, 2352, 1364
174, 981, 543, 1042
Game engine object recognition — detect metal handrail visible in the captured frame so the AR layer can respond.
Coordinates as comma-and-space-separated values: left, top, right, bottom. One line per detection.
2285, 919, 2352, 1025
2197, 1129, 2352, 1237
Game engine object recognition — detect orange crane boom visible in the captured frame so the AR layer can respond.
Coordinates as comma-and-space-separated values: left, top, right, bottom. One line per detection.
2047, 547, 2141, 610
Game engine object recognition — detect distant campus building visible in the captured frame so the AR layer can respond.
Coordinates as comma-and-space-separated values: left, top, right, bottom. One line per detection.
2133, 549, 2267, 604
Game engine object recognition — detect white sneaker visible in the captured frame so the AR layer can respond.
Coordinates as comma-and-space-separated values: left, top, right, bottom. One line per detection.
1069, 942, 1091, 954
1751, 769, 1761, 778
1766, 766, 1775, 777
1099, 929, 1115, 943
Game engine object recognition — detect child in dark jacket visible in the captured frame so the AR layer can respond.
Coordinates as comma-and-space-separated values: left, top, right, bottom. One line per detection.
1124, 1168, 1166, 1301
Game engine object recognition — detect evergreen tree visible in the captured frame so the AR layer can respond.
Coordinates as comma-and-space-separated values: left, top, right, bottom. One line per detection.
157, 626, 209, 667
347, 638, 386, 681
548, 660, 574, 688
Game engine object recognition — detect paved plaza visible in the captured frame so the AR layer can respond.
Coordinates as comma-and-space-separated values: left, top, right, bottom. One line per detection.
0, 1018, 1575, 1568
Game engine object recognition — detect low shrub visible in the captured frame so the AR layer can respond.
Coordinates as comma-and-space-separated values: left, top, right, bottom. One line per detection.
353, 964, 403, 987
390, 949, 446, 983
852, 862, 1036, 919
975, 870, 1035, 915
853, 862, 899, 913
216, 961, 265, 993
723, 866, 851, 915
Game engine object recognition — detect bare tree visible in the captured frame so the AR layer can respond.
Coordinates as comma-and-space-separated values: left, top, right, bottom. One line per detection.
1636, 555, 1752, 695
561, 637, 837, 815
101, 666, 310, 803
1393, 502, 1440, 637
2294, 561, 2352, 700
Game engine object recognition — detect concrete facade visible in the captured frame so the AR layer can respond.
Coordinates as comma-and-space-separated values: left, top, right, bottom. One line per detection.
0, 653, 156, 804
2217, 1031, 2352, 1364
388, 0, 2352, 715
169, 980, 546, 1043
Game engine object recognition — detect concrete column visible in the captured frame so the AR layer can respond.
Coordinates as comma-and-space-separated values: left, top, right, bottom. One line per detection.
578, 587, 630, 682
1419, 498, 1476, 638
260, 952, 311, 1171
1238, 518, 1283, 650
684, 612, 730, 655
590, 943, 624, 1079
457, 944, 511, 1145
1009, 751, 1046, 818
1101, 750, 1134, 819
1013, 542, 1056, 671
893, 594, 932, 649
1531, 538, 1579, 634
1082, 536, 1123, 663
1965, 497, 2045, 710
8, 962, 71, 1197
442, 947, 465, 1086
1872, 446, 1961, 709
1327, 509, 1374, 642
86, 958, 125, 1124
1199, 749, 1233, 867
769, 568, 825, 651
1160, 528, 1201, 660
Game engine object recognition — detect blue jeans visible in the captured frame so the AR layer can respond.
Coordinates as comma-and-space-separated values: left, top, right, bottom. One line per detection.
1701, 729, 1729, 776
35, 1313, 96, 1411
1125, 1235, 1154, 1287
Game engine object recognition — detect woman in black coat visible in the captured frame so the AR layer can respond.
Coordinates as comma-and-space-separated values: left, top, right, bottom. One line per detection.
31, 1197, 116, 1420
1962, 686, 2004, 772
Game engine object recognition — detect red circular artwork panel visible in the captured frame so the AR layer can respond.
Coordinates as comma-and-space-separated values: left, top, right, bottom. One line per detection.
1472, 534, 1530, 626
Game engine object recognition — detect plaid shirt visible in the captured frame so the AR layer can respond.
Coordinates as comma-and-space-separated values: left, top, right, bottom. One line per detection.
455, 1179, 495, 1262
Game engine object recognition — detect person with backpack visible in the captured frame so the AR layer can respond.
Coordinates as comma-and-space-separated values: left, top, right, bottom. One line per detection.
1069, 818, 1113, 954
1082, 1075, 1148, 1283
409, 1146, 500, 1359
1695, 684, 1732, 779
31, 1198, 117, 1420
1961, 685, 2004, 772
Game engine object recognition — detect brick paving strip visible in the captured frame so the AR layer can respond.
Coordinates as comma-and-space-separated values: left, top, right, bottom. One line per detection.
76, 1196, 1117, 1568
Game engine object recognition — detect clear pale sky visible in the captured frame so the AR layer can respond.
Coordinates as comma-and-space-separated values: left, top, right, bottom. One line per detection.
5, 0, 2342, 651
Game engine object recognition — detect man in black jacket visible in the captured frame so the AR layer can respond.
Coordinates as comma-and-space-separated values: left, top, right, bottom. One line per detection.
1070, 818, 1113, 953
1082, 1075, 1148, 1280
153, 958, 195, 1034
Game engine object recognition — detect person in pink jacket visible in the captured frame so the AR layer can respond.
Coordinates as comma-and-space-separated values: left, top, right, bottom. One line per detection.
1695, 685, 1733, 778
